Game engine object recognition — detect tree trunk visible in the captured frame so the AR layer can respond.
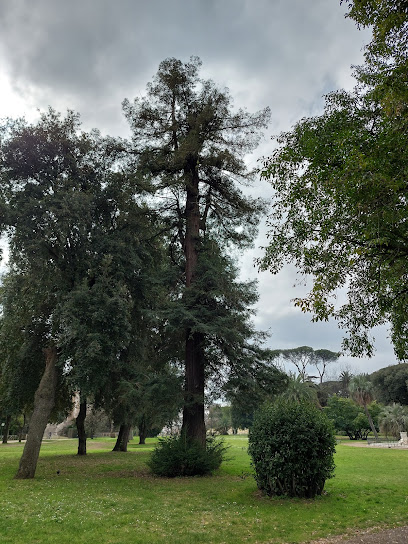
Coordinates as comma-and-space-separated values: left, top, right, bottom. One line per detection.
76, 400, 87, 455
18, 414, 27, 442
112, 424, 130, 451
2, 414, 11, 444
112, 424, 125, 451
138, 416, 147, 445
15, 346, 58, 479
181, 173, 206, 447
363, 403, 379, 440
181, 330, 206, 446
119, 424, 131, 452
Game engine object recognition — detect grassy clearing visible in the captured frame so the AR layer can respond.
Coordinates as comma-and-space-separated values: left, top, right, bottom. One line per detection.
1, 436, 407, 544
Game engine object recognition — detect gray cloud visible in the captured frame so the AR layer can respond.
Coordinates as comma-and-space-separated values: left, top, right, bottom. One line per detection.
0, 1, 392, 374
0, 0, 369, 134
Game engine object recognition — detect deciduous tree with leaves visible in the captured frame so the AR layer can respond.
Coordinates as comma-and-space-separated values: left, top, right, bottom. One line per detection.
260, 1, 408, 359
0, 110, 162, 476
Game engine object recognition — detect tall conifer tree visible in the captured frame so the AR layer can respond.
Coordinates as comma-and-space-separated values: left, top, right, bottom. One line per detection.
124, 57, 270, 444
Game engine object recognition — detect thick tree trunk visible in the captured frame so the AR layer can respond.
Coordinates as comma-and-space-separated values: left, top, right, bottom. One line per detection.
119, 424, 131, 452
2, 414, 11, 444
364, 403, 379, 440
181, 330, 206, 446
112, 424, 130, 451
112, 424, 125, 451
181, 173, 206, 447
76, 400, 87, 455
15, 346, 58, 479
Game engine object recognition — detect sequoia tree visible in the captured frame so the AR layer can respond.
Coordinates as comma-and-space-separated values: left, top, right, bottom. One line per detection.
260, 2, 408, 359
123, 57, 270, 444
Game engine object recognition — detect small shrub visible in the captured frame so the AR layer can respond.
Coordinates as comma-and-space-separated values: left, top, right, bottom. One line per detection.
248, 400, 336, 498
148, 433, 227, 477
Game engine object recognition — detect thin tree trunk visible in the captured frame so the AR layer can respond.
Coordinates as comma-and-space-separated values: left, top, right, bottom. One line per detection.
15, 346, 58, 479
18, 414, 26, 442
76, 400, 87, 455
112, 424, 124, 451
2, 414, 11, 444
364, 403, 379, 440
138, 417, 147, 445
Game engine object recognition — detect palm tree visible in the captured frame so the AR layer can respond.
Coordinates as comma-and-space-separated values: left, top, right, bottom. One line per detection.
339, 370, 353, 397
349, 375, 379, 440
379, 404, 408, 440
280, 373, 319, 406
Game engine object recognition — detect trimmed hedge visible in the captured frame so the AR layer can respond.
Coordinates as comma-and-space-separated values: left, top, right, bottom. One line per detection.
248, 400, 336, 498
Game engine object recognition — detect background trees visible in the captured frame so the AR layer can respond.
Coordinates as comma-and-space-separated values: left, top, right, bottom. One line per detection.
0, 110, 167, 476
349, 375, 379, 439
324, 395, 380, 440
260, 2, 408, 360
370, 363, 408, 405
225, 361, 288, 430
123, 56, 271, 445
275, 346, 339, 382
378, 403, 408, 439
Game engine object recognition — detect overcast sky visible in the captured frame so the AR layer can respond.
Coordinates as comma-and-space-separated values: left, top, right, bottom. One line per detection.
0, 1, 396, 376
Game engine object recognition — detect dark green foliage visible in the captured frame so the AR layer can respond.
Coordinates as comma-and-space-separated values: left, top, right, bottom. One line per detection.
371, 363, 408, 405
225, 361, 288, 430
148, 433, 228, 477
260, 4, 408, 359
248, 400, 336, 498
324, 395, 381, 439
279, 373, 319, 405
317, 380, 345, 407
124, 56, 270, 444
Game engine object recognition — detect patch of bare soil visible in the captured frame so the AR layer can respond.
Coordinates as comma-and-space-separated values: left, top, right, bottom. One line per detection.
309, 525, 408, 544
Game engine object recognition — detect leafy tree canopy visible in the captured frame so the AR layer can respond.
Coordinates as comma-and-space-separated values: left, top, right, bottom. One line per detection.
274, 346, 340, 382
324, 395, 381, 439
370, 363, 408, 405
260, 3, 408, 359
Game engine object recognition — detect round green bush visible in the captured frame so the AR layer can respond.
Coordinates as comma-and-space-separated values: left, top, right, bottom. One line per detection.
248, 400, 336, 498
148, 433, 227, 477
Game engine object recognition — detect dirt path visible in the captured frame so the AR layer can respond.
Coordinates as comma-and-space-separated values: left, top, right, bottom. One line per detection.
339, 440, 408, 449
310, 525, 408, 543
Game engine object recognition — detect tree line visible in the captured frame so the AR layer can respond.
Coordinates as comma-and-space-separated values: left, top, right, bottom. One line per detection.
1, 0, 407, 478
0, 57, 282, 478
210, 362, 408, 441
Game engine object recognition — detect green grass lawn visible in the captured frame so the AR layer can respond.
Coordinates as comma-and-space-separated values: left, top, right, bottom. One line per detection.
1, 436, 407, 544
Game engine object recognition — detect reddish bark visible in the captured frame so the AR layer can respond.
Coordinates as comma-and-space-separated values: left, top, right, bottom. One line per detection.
181, 171, 206, 446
